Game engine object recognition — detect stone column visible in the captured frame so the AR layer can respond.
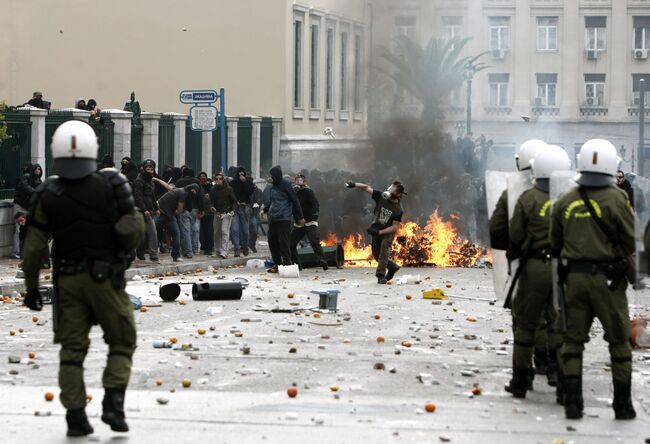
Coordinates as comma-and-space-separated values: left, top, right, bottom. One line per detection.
202, 131, 213, 177
251, 116, 262, 178
609, 1, 627, 119
140, 112, 161, 164
104, 109, 133, 162
271, 117, 282, 167
561, 0, 579, 116
165, 113, 188, 167
512, 0, 531, 116
227, 116, 238, 168
17, 107, 47, 175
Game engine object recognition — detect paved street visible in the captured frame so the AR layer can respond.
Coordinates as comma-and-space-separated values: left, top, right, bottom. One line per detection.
0, 264, 648, 443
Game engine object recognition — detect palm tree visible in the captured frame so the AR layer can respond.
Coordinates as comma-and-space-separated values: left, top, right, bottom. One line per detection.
380, 36, 488, 123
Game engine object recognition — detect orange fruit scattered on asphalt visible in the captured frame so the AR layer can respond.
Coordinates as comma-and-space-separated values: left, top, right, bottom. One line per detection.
44, 392, 54, 401
86, 394, 93, 402
313, 313, 321, 318
287, 293, 295, 299
446, 283, 452, 288
401, 341, 412, 348
32, 316, 39, 322
197, 328, 206, 335
18, 328, 24, 333
376, 336, 385, 343
472, 386, 481, 396
343, 338, 351, 343
140, 307, 148, 313
405, 295, 412, 300
155, 379, 163, 386
425, 403, 436, 413
466, 316, 477, 322
182, 379, 191, 388
178, 300, 186, 305
9, 330, 16, 336
329, 385, 340, 392
287, 387, 298, 398
374, 314, 381, 320
169, 337, 178, 344
28, 352, 36, 359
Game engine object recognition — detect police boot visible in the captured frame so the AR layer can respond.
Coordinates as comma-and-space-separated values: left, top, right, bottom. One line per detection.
504, 368, 529, 398
563, 376, 584, 419
546, 349, 559, 387
533, 347, 548, 375
612, 379, 636, 420
101, 388, 129, 432
66, 408, 94, 437
319, 259, 329, 271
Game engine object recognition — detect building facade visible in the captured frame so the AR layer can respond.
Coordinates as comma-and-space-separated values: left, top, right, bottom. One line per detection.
0, 0, 372, 175
372, 0, 650, 173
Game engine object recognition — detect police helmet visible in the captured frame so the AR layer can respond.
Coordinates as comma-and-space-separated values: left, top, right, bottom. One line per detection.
51, 120, 99, 179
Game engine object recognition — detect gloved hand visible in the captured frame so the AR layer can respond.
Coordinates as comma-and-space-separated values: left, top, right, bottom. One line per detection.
345, 181, 356, 189
24, 288, 43, 311
366, 227, 380, 237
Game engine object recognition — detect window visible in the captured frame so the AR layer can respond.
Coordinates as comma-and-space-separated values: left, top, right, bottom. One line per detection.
489, 74, 509, 106
536, 73, 557, 106
293, 13, 304, 109
309, 16, 320, 110
395, 15, 416, 40
632, 74, 650, 104
585, 16, 606, 51
340, 26, 349, 112
584, 74, 605, 106
489, 17, 510, 51
353, 32, 362, 113
537, 16, 558, 51
442, 16, 462, 41
325, 24, 335, 112
634, 16, 650, 50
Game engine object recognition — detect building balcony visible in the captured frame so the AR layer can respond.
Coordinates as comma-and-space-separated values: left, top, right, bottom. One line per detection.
443, 106, 465, 118
628, 107, 650, 117
532, 106, 560, 116
580, 106, 608, 117
484, 106, 512, 116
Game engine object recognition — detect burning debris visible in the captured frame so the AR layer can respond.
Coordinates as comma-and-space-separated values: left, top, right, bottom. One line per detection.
322, 210, 488, 267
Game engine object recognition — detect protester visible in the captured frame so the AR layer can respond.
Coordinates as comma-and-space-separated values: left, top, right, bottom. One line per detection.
156, 185, 187, 262
198, 172, 214, 256
290, 173, 328, 270
176, 169, 203, 257
209, 172, 238, 259
133, 159, 160, 262
230, 167, 255, 257
26, 91, 50, 109
13, 163, 42, 258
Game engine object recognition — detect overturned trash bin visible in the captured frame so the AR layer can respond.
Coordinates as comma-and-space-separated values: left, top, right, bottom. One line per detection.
160, 283, 181, 302
297, 243, 344, 269
192, 282, 243, 301
310, 288, 341, 311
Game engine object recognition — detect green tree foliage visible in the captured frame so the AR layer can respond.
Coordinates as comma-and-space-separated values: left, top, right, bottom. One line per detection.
0, 101, 10, 144
379, 36, 488, 123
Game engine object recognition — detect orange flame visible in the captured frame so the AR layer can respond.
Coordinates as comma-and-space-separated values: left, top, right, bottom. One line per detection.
321, 210, 486, 267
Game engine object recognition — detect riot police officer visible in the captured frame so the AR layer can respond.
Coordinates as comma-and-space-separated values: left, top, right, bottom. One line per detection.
506, 146, 570, 398
22, 120, 144, 436
550, 139, 636, 420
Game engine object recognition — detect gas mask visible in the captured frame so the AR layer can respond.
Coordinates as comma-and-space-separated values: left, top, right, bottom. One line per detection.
382, 183, 399, 200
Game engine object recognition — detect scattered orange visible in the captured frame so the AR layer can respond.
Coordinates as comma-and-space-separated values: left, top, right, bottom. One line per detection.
32, 316, 39, 322
44, 392, 54, 401
287, 293, 295, 299
287, 387, 298, 398
376, 336, 385, 343
86, 394, 93, 402
28, 352, 36, 359
9, 330, 16, 336
155, 379, 163, 386
374, 314, 381, 320
178, 300, 186, 305
471, 386, 481, 396
424, 402, 436, 413
401, 341, 412, 348
140, 307, 148, 313
197, 328, 206, 335
445, 283, 452, 288
182, 378, 191, 388
329, 385, 340, 392
313, 313, 321, 318
466, 316, 477, 322
169, 337, 178, 344
405, 295, 412, 300
343, 338, 351, 344
18, 328, 24, 333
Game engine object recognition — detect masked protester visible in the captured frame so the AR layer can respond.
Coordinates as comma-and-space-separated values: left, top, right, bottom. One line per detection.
22, 120, 144, 437
290, 174, 328, 270
133, 159, 160, 262
198, 172, 214, 255
346, 180, 404, 284
266, 166, 304, 272
209, 172, 238, 258
230, 166, 255, 257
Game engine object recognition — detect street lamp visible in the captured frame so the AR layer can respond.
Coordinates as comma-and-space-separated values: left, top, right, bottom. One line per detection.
466, 66, 475, 135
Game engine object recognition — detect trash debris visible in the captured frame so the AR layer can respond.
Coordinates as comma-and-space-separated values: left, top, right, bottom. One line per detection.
129, 294, 143, 310
246, 259, 266, 269
287, 387, 298, 398
152, 341, 172, 349
395, 274, 421, 285
44, 392, 54, 401
423, 289, 448, 300
156, 397, 169, 405
278, 264, 300, 278
631, 317, 649, 349
425, 402, 436, 413
182, 378, 191, 388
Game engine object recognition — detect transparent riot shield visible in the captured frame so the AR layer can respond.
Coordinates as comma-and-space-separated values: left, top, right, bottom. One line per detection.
630, 175, 650, 287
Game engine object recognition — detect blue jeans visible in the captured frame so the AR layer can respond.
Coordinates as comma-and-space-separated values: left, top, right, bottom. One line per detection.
156, 213, 180, 259
179, 210, 199, 257
231, 206, 250, 251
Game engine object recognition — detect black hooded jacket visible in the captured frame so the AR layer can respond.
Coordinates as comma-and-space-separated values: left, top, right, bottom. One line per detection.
295, 185, 320, 222
231, 167, 254, 204
268, 166, 303, 222
133, 171, 158, 213
13, 163, 43, 209
176, 169, 203, 211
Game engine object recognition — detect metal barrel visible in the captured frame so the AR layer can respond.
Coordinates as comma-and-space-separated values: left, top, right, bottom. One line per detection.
0, 202, 14, 257
192, 282, 242, 301
159, 283, 181, 302
297, 243, 344, 269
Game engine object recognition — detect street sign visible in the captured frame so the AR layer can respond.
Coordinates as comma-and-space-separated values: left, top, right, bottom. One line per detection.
189, 106, 218, 131
179, 90, 218, 104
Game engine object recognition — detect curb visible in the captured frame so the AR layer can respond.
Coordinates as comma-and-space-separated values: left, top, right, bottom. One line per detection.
0, 254, 265, 296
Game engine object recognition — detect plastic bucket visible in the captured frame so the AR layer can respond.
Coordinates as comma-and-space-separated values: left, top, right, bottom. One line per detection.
278, 264, 300, 278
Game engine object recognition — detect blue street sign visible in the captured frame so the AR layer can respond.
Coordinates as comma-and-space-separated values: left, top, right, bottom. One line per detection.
179, 90, 218, 104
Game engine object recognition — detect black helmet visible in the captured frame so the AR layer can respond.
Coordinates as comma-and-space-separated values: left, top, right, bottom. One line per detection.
142, 158, 156, 169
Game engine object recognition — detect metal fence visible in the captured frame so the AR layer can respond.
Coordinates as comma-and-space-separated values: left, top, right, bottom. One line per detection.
185, 120, 202, 174
130, 123, 144, 165
211, 120, 228, 174
0, 110, 32, 197
237, 117, 252, 174
260, 117, 274, 177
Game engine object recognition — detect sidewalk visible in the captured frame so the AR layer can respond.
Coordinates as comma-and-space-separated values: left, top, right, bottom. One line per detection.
0, 241, 271, 296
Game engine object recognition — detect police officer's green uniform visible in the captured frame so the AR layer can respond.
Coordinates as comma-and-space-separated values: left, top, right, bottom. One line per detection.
507, 186, 560, 397
22, 120, 144, 437
550, 185, 636, 420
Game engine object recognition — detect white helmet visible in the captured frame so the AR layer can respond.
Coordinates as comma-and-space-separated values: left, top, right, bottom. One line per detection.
515, 139, 548, 171
530, 145, 571, 179
51, 120, 99, 179
575, 138, 620, 186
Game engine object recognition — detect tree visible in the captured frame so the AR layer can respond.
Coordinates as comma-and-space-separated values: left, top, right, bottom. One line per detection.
0, 101, 10, 145
380, 36, 488, 123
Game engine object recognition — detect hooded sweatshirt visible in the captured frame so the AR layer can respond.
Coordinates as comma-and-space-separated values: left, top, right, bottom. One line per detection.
268, 166, 303, 222
158, 187, 187, 217
176, 169, 203, 211
13, 163, 43, 209
209, 181, 238, 213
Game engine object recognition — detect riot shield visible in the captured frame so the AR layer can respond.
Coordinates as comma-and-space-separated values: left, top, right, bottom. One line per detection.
549, 171, 577, 328
630, 176, 650, 286
507, 172, 534, 219
485, 170, 517, 303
